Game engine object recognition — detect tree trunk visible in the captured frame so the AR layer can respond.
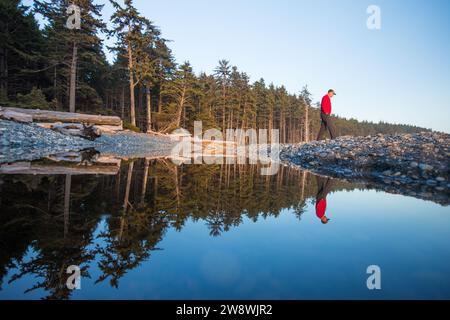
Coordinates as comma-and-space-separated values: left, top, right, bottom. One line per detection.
222, 84, 226, 132
175, 86, 186, 128
123, 161, 134, 212
105, 91, 109, 110
304, 104, 309, 143
155, 85, 162, 131
64, 174, 71, 239
300, 171, 306, 201
0, 46, 7, 98
268, 109, 273, 144
138, 86, 143, 128
279, 111, 284, 143
158, 87, 162, 113
53, 66, 58, 106
121, 86, 125, 119
127, 42, 136, 126
115, 169, 121, 201
69, 42, 77, 113
141, 159, 150, 203
146, 86, 152, 132
119, 161, 133, 241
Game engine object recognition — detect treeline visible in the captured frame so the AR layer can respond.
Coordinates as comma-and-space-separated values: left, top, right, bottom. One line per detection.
0, 0, 430, 141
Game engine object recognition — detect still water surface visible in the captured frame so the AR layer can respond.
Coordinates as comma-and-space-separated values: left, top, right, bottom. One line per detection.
0, 158, 449, 299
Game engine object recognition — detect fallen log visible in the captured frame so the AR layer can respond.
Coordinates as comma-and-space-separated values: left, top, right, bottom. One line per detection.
46, 152, 122, 166
0, 161, 120, 175
1, 107, 122, 126
41, 122, 101, 140
95, 124, 123, 133
0, 109, 33, 123
37, 122, 123, 134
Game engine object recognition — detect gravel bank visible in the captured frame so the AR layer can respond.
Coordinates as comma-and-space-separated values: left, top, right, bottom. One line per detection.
0, 120, 175, 163
281, 132, 450, 205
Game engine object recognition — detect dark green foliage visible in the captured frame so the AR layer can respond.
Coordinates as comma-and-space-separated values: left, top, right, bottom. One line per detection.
16, 87, 50, 109
122, 121, 141, 132
0, 0, 46, 99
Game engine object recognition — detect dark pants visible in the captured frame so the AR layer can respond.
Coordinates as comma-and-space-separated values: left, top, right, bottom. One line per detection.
317, 112, 336, 140
315, 176, 333, 201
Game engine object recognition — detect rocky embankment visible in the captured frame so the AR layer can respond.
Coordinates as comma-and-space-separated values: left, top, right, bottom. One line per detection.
281, 132, 450, 205
0, 120, 175, 163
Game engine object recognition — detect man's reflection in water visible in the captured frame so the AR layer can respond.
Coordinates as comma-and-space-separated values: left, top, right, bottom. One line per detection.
315, 176, 334, 224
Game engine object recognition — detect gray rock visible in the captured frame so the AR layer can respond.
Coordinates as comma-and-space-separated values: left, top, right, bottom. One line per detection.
419, 163, 434, 171
410, 161, 419, 168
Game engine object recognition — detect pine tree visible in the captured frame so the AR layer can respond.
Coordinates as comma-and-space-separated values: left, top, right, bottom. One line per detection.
34, 0, 106, 112
0, 0, 45, 102
160, 61, 199, 132
214, 60, 231, 131
109, 0, 154, 127
153, 38, 175, 130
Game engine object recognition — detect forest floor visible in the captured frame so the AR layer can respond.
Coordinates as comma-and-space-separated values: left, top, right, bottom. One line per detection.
0, 119, 175, 163
280, 132, 450, 205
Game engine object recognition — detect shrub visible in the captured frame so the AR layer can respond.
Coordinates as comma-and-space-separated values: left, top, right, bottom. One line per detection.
16, 87, 50, 109
123, 122, 141, 133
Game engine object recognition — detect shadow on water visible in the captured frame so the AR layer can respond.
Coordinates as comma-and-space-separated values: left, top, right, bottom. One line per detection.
0, 156, 449, 299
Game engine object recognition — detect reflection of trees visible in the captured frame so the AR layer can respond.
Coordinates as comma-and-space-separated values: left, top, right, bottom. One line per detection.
95, 162, 169, 288
146, 160, 353, 236
95, 209, 167, 288
0, 175, 100, 299
0, 159, 358, 298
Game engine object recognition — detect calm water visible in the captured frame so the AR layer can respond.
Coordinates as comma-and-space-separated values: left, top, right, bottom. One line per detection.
0, 158, 449, 300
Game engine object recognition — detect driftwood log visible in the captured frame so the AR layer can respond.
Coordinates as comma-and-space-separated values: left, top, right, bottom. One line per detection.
0, 108, 33, 123
0, 161, 120, 175
0, 107, 122, 126
43, 123, 101, 141
45, 150, 122, 167
37, 122, 123, 134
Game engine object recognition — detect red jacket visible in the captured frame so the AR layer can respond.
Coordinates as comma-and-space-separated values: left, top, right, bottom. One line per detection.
315, 198, 327, 219
321, 95, 332, 114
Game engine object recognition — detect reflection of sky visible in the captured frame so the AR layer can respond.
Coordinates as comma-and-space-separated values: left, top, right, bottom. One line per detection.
2, 189, 450, 300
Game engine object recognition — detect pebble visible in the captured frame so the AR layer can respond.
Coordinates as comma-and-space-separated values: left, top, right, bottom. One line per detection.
419, 164, 434, 171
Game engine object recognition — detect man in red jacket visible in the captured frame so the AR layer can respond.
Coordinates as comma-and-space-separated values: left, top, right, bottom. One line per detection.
315, 176, 334, 224
317, 89, 337, 140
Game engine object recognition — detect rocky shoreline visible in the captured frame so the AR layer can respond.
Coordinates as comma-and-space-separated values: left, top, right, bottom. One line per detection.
280, 132, 450, 205
0, 119, 175, 163
2, 119, 450, 205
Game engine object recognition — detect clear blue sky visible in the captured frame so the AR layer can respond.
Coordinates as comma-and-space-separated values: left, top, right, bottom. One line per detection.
26, 0, 450, 132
